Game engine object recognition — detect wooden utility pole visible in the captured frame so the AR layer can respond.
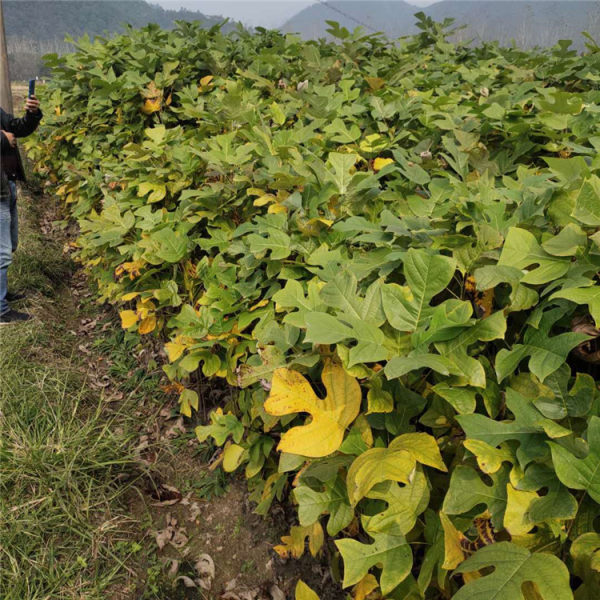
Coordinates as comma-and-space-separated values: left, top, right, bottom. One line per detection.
0, 0, 13, 112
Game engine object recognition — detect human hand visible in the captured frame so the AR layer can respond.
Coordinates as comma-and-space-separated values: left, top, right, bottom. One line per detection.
25, 95, 40, 113
1, 130, 17, 147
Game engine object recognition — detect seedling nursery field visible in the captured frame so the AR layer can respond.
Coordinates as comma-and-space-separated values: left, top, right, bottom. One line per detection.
11, 13, 600, 600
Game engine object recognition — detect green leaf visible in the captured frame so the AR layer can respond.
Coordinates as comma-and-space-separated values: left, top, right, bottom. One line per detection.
304, 312, 354, 344
515, 463, 577, 524
495, 308, 588, 383
573, 176, 600, 226
327, 152, 356, 195
433, 383, 477, 414
304, 312, 387, 365
247, 229, 291, 260
274, 279, 326, 328
435, 311, 507, 388
498, 227, 569, 285
320, 272, 384, 324
551, 285, 600, 327
535, 364, 595, 420
549, 416, 600, 503
294, 478, 353, 536
571, 533, 600, 600
151, 227, 188, 263
382, 248, 456, 332
453, 542, 573, 600
441, 464, 510, 528
363, 468, 429, 535
335, 527, 412, 594
458, 388, 571, 467
541, 223, 587, 256
195, 411, 244, 446
385, 353, 452, 380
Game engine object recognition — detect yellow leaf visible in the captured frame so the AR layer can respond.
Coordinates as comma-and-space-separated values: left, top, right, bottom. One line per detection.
268, 203, 288, 214
307, 521, 324, 557
249, 299, 269, 312
137, 305, 150, 320
121, 292, 140, 302
462, 570, 482, 584
463, 439, 512, 474
440, 512, 466, 570
253, 193, 276, 207
273, 523, 323, 559
264, 360, 361, 457
346, 432, 446, 506
346, 447, 416, 506
504, 484, 537, 536
115, 260, 145, 280
354, 573, 379, 600
389, 432, 447, 472
365, 76, 385, 91
354, 414, 373, 448
359, 133, 387, 154
138, 315, 156, 335
137, 182, 166, 203
141, 97, 161, 115
466, 275, 494, 318
223, 443, 245, 472
179, 388, 198, 418
317, 218, 333, 227
295, 580, 320, 600
119, 310, 138, 329
200, 75, 214, 87
373, 157, 394, 172
165, 341, 186, 362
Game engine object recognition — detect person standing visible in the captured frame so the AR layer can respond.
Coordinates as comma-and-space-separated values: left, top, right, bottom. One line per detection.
0, 94, 42, 324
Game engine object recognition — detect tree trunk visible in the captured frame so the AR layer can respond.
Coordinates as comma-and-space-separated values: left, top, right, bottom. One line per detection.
0, 0, 13, 112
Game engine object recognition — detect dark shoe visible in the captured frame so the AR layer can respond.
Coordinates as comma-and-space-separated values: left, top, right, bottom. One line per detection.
0, 309, 32, 325
6, 290, 26, 302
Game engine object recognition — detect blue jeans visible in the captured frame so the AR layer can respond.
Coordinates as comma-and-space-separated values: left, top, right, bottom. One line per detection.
0, 181, 18, 315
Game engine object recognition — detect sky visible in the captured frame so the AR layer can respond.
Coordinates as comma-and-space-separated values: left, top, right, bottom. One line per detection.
156, 1, 437, 29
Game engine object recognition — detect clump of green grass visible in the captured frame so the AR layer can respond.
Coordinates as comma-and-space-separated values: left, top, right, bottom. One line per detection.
0, 324, 145, 600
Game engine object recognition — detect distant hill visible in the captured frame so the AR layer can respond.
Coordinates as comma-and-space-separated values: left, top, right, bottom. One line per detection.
281, 1, 420, 39
428, 1, 600, 48
3, 0, 230, 79
3, 0, 226, 40
281, 1, 600, 49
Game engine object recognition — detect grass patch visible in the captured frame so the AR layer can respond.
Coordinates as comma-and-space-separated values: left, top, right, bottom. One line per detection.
0, 187, 150, 599
0, 322, 145, 600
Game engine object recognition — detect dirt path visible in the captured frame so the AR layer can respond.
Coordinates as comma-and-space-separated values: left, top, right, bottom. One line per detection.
0, 180, 340, 599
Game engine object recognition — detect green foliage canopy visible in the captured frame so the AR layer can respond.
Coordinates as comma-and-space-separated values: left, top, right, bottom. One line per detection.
28, 16, 600, 598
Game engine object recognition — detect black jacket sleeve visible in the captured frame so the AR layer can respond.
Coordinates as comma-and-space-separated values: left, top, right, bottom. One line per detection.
0, 107, 43, 138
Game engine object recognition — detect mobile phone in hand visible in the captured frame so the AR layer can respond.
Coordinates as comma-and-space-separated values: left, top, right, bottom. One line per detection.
28, 79, 36, 98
